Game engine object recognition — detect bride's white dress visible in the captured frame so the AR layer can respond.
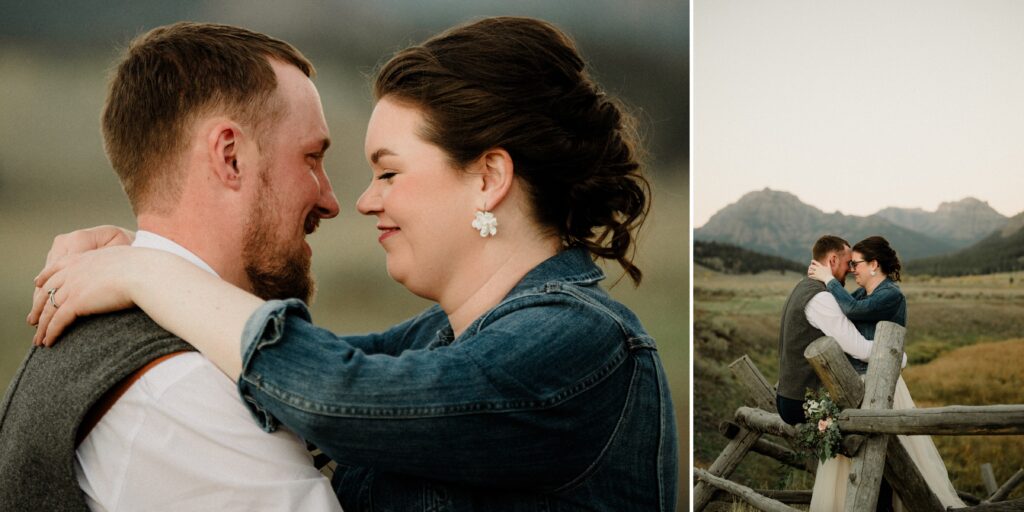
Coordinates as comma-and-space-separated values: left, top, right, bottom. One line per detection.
809, 376, 964, 511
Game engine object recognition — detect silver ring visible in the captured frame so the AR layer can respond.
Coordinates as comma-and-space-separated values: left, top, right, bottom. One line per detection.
47, 288, 59, 309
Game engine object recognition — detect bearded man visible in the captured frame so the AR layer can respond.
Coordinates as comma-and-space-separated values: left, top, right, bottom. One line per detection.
0, 22, 342, 510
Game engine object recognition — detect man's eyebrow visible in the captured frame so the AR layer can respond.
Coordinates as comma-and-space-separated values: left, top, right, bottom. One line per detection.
370, 148, 396, 164
320, 138, 331, 153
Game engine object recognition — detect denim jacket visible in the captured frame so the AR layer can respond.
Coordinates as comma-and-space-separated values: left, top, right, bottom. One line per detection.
236, 248, 678, 511
827, 278, 906, 373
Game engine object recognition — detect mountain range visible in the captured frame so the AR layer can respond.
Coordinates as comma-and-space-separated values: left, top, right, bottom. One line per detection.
695, 189, 1023, 275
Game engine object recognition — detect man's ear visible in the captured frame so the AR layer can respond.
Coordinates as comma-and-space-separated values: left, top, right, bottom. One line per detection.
475, 148, 514, 211
207, 121, 245, 191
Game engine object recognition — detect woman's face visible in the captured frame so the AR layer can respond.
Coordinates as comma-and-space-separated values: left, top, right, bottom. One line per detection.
356, 96, 481, 299
849, 250, 875, 288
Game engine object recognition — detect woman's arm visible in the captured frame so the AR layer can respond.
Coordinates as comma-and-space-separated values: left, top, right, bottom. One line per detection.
34, 246, 261, 379
825, 279, 902, 322
235, 296, 631, 489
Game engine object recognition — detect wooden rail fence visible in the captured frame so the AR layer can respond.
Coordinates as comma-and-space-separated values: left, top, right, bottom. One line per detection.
694, 321, 1024, 512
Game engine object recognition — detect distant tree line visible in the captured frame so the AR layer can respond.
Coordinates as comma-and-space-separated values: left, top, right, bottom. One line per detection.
694, 240, 804, 275
906, 227, 1024, 277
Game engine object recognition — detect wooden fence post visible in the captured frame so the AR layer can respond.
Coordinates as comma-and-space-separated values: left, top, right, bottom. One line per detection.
844, 321, 904, 511
804, 329, 944, 512
728, 356, 816, 473
694, 468, 803, 512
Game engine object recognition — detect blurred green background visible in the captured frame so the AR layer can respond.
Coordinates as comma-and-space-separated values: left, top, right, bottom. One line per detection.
0, 0, 688, 507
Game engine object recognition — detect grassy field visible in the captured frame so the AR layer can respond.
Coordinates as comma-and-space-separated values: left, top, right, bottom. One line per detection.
694, 266, 1024, 502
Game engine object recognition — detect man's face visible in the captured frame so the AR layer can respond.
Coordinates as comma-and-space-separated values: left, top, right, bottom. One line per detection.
829, 246, 853, 285
242, 60, 340, 301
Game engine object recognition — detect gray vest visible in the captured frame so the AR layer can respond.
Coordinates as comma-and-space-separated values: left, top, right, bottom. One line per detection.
0, 310, 194, 511
777, 277, 827, 400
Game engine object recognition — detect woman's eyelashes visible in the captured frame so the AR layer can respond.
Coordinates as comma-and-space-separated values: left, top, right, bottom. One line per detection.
377, 171, 397, 182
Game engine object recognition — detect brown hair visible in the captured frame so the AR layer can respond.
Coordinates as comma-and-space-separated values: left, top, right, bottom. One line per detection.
812, 235, 850, 261
102, 22, 314, 214
373, 16, 650, 284
853, 236, 902, 282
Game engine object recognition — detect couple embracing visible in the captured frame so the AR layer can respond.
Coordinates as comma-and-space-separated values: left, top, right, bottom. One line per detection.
0, 17, 678, 512
777, 234, 963, 510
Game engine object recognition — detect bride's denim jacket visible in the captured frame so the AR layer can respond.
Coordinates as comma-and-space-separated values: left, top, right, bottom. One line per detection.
236, 248, 679, 512
826, 278, 906, 373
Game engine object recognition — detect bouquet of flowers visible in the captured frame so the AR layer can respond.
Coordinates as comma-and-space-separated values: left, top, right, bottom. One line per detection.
796, 388, 842, 462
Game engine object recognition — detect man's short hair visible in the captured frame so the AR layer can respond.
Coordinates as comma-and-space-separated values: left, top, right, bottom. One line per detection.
102, 22, 314, 214
812, 235, 850, 261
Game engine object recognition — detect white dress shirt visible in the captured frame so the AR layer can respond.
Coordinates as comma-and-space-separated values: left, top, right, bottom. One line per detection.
75, 231, 341, 512
805, 291, 907, 367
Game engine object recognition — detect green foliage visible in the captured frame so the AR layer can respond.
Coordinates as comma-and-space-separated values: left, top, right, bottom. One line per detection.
694, 240, 804, 275
795, 389, 842, 463
907, 224, 1024, 277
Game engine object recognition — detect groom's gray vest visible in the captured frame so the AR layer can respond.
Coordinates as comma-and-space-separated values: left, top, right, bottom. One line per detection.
777, 277, 827, 400
0, 309, 194, 511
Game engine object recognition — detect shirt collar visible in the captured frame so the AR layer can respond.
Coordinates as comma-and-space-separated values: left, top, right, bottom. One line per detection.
132, 230, 220, 278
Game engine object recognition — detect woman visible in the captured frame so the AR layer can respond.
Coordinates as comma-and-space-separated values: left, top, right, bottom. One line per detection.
27, 17, 678, 512
807, 236, 962, 510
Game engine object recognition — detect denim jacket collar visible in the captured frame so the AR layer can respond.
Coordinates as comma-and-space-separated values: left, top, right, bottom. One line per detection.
435, 248, 604, 345
505, 246, 605, 296
870, 277, 897, 295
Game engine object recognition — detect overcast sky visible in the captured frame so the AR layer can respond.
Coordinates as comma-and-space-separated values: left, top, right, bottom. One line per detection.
694, 0, 1024, 227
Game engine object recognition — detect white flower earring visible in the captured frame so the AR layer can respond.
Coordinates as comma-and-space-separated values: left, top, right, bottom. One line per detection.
472, 210, 498, 237
870, 268, 877, 276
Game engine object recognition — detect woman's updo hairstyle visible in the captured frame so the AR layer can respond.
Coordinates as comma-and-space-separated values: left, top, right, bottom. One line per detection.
373, 16, 650, 284
853, 236, 902, 282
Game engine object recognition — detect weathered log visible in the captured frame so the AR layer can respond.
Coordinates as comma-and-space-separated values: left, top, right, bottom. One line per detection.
988, 468, 1024, 503
949, 497, 1024, 511
844, 321, 904, 512
693, 427, 761, 511
837, 405, 1024, 435
757, 489, 812, 504
804, 332, 943, 511
719, 421, 814, 473
711, 489, 813, 505
959, 490, 982, 505
734, 407, 798, 439
981, 463, 999, 497
694, 468, 803, 512
804, 335, 865, 409
728, 355, 821, 473
729, 355, 778, 412
883, 437, 946, 512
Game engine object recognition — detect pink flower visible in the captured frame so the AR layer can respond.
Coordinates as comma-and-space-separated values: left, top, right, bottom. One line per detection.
818, 419, 829, 432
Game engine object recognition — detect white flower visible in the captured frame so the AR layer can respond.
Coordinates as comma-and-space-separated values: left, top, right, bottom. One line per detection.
472, 211, 498, 237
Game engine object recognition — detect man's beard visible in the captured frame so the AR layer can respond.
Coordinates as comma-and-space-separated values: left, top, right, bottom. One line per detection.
242, 189, 315, 302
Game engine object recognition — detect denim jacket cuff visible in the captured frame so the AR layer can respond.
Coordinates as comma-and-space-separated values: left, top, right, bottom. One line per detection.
237, 298, 312, 431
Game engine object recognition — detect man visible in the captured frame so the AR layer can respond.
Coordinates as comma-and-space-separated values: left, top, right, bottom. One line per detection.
776, 235, 889, 425
0, 23, 342, 510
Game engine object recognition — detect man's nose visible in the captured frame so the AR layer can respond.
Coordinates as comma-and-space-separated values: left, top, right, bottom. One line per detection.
315, 172, 341, 219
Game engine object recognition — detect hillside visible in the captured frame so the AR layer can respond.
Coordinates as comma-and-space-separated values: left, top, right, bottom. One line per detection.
907, 211, 1024, 276
875, 198, 1007, 248
694, 240, 804, 274
694, 189, 956, 263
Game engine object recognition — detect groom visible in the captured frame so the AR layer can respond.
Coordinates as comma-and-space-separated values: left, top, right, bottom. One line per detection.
775, 235, 877, 424
0, 23, 342, 510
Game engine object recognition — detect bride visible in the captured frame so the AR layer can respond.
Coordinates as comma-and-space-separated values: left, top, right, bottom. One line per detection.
807, 235, 963, 510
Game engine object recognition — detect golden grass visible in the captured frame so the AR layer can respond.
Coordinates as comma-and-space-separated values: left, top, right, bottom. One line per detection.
903, 339, 1024, 500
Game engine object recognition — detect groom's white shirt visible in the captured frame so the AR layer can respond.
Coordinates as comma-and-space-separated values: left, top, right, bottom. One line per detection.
74, 230, 341, 512
805, 291, 908, 367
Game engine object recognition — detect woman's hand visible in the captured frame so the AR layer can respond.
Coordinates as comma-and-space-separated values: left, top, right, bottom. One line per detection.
29, 225, 135, 325
29, 246, 163, 347
807, 260, 835, 284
